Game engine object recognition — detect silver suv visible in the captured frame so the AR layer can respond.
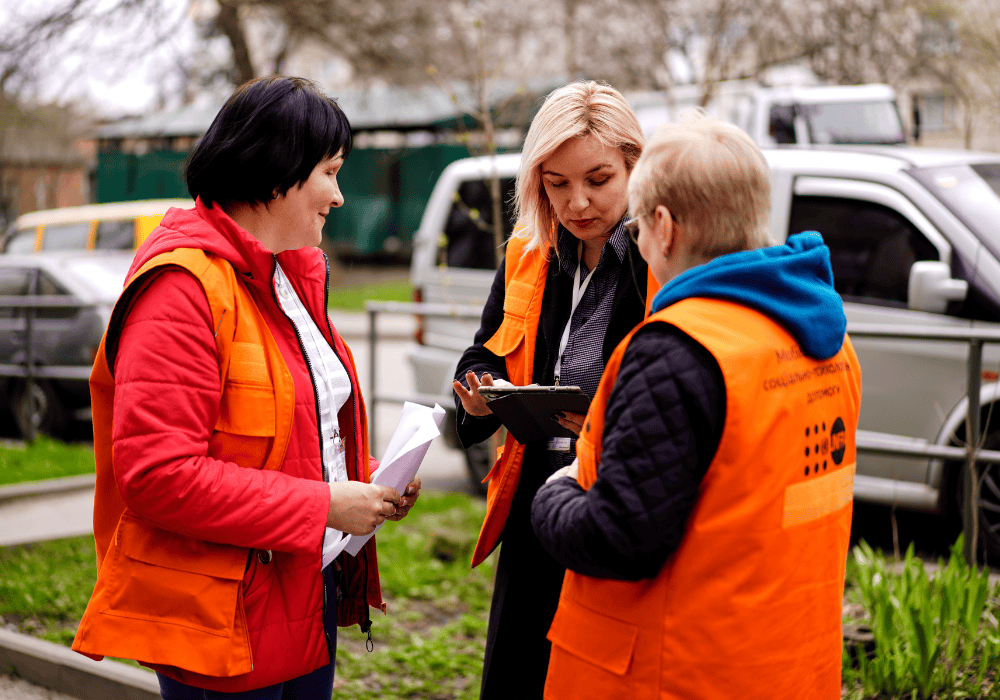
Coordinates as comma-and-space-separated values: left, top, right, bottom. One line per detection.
408, 146, 1000, 554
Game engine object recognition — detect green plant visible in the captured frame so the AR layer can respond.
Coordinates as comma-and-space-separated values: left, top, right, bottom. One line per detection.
843, 536, 1000, 699
0, 436, 95, 486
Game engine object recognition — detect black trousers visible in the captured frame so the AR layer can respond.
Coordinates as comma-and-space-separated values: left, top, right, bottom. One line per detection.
480, 446, 567, 700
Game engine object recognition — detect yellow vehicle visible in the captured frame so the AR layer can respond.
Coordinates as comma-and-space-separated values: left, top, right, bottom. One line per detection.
1, 199, 192, 254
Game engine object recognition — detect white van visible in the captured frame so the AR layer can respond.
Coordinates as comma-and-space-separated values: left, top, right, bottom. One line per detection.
408, 147, 1000, 557
629, 83, 907, 148
2, 199, 193, 254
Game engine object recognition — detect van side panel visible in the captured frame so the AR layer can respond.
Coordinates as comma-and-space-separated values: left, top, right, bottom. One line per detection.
135, 215, 164, 247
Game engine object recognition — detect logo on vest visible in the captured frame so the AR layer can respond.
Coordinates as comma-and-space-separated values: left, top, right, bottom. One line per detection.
803, 422, 830, 476
802, 416, 847, 475
830, 417, 847, 465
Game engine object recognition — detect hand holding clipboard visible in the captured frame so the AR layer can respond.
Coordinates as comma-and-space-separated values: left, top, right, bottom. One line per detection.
477, 384, 590, 445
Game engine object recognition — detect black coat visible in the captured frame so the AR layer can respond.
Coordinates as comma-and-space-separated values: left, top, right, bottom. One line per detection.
454, 238, 650, 448
531, 322, 726, 580
455, 234, 650, 700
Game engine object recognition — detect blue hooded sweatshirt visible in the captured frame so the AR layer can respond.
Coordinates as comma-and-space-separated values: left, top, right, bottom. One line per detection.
649, 231, 846, 360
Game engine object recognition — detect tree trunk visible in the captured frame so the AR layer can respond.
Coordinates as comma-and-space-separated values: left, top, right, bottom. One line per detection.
216, 0, 255, 85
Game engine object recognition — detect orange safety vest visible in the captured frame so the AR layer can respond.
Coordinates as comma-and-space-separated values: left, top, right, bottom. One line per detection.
545, 297, 862, 700
472, 235, 658, 567
73, 249, 304, 679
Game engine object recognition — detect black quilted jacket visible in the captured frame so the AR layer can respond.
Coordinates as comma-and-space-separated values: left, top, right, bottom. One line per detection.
531, 322, 726, 581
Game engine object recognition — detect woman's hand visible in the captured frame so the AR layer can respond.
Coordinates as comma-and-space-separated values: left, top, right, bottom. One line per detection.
387, 476, 421, 521
545, 458, 580, 484
453, 371, 496, 417
327, 482, 400, 535
552, 411, 586, 436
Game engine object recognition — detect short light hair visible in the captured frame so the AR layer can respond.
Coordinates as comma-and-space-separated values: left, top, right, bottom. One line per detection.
514, 81, 645, 253
628, 113, 772, 258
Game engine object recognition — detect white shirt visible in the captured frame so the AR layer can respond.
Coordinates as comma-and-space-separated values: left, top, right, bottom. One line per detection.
272, 262, 351, 484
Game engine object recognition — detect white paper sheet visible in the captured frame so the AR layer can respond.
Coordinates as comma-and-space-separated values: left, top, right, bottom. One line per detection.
322, 402, 446, 565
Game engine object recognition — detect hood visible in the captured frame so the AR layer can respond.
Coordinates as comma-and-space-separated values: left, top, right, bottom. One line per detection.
127, 197, 326, 286
650, 232, 846, 360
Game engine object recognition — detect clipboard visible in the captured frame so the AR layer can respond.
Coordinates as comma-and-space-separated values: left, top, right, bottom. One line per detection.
478, 385, 590, 444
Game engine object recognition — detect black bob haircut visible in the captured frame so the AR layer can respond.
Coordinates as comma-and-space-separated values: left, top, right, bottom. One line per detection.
185, 76, 352, 209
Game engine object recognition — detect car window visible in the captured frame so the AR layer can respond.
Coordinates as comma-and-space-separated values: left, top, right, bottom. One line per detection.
440, 177, 517, 270
42, 222, 91, 251
0, 267, 29, 318
4, 228, 38, 253
788, 195, 939, 305
94, 219, 135, 250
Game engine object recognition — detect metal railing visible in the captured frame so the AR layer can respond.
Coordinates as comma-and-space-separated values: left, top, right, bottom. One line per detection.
848, 323, 1000, 564
365, 301, 1000, 564
0, 269, 97, 442
364, 300, 483, 450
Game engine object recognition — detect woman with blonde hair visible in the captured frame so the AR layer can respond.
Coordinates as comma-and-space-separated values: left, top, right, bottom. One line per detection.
452, 80, 656, 699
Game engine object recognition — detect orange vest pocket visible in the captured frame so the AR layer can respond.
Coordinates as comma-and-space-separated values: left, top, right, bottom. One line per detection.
102, 515, 248, 636
547, 594, 638, 676
484, 279, 534, 357
213, 383, 277, 469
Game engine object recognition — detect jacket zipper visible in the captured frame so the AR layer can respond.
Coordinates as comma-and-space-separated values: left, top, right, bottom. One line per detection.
319, 254, 374, 648
269, 259, 334, 658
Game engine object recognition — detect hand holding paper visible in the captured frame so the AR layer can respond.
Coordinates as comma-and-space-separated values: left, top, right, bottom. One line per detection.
322, 402, 446, 566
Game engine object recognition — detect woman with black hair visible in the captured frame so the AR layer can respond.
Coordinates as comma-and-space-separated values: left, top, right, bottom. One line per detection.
72, 76, 420, 699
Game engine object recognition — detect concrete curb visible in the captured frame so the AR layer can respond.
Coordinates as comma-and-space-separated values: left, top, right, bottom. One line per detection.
0, 629, 159, 700
0, 475, 96, 504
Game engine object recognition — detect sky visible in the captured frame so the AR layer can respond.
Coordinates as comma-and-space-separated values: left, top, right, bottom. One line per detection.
4, 0, 199, 116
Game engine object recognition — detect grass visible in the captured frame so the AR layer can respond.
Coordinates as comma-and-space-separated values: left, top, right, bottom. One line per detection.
23, 471, 1000, 700
842, 536, 1000, 699
0, 436, 95, 486
327, 279, 412, 312
0, 491, 492, 698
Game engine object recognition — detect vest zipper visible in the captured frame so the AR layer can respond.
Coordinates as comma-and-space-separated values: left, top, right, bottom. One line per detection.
269, 261, 334, 658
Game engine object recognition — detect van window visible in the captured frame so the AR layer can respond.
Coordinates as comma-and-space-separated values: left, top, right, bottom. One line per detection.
43, 222, 91, 251
800, 101, 906, 145
4, 229, 37, 253
788, 196, 938, 305
440, 177, 517, 270
769, 105, 797, 145
94, 219, 135, 250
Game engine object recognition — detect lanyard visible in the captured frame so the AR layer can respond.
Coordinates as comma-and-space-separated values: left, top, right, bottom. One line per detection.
554, 240, 598, 385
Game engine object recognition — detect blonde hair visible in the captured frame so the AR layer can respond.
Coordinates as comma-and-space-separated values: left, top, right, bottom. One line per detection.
628, 113, 772, 258
514, 81, 645, 253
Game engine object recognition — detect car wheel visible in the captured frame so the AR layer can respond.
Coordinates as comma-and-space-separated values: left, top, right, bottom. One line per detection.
12, 380, 67, 440
948, 428, 1000, 562
464, 428, 505, 496
969, 430, 1000, 561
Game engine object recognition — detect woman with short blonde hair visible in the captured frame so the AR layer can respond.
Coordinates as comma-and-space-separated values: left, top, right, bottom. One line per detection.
628, 115, 773, 257
452, 80, 655, 699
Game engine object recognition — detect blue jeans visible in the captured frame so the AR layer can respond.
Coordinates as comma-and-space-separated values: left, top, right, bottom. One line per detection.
157, 563, 339, 699
157, 660, 334, 699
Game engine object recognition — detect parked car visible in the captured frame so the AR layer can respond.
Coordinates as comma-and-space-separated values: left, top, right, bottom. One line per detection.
0, 251, 133, 438
1, 199, 192, 254
408, 146, 1000, 556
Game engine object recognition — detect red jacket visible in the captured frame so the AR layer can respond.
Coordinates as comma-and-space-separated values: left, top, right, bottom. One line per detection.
73, 199, 382, 691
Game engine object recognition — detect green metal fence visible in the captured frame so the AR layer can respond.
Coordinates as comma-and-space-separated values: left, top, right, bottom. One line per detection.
95, 143, 475, 257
